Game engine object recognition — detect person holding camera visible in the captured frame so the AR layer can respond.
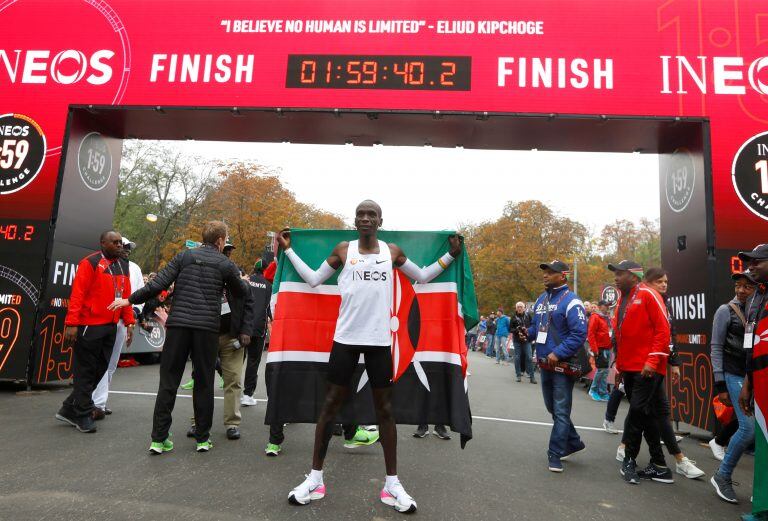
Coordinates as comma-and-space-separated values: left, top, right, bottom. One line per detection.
511, 302, 535, 383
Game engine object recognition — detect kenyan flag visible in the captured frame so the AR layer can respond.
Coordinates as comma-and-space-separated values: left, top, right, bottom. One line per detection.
264, 229, 478, 446
753, 308, 768, 516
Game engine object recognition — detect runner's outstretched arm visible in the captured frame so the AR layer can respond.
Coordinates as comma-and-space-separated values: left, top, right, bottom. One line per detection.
277, 229, 342, 288
392, 234, 463, 284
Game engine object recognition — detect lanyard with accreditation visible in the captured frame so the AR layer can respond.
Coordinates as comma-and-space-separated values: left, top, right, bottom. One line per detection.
536, 289, 569, 345
744, 290, 767, 351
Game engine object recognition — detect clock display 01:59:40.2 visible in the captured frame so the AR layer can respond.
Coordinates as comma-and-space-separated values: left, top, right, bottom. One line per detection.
286, 55, 471, 91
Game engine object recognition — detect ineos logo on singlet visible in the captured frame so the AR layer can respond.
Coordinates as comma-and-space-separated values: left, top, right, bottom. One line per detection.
352, 270, 388, 281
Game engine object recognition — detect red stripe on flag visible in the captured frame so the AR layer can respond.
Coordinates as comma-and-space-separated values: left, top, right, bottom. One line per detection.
414, 292, 464, 355
271, 291, 340, 353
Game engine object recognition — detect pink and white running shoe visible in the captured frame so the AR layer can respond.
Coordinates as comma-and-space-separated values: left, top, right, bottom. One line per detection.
380, 480, 417, 514
288, 475, 326, 505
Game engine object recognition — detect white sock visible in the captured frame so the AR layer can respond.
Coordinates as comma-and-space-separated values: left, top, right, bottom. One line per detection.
309, 469, 323, 485
385, 475, 399, 488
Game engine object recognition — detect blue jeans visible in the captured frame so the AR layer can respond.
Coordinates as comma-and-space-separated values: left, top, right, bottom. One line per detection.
718, 372, 755, 478
494, 335, 509, 362
485, 335, 495, 357
540, 369, 582, 458
513, 340, 534, 378
590, 368, 609, 396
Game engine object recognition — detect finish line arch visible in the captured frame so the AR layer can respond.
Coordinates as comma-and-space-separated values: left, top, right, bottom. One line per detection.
1, 0, 766, 433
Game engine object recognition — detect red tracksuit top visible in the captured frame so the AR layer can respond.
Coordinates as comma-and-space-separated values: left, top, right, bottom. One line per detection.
612, 283, 670, 375
65, 252, 135, 327
587, 313, 612, 353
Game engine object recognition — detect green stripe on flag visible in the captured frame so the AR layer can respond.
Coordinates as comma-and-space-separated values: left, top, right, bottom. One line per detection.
273, 229, 478, 329
755, 424, 767, 514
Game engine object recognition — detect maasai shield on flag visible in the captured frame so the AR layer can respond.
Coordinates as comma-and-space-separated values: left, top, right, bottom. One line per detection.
265, 229, 478, 446
752, 305, 768, 516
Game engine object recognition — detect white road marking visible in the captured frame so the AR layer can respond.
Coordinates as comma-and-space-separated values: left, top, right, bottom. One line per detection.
109, 390, 267, 402
110, 390, 619, 432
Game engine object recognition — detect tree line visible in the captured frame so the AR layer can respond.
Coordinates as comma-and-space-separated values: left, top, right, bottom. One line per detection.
115, 142, 660, 307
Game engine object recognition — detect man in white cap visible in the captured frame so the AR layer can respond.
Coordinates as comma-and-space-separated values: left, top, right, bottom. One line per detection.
91, 236, 144, 419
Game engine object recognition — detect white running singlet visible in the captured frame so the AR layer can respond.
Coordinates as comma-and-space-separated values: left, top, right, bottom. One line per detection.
333, 240, 393, 346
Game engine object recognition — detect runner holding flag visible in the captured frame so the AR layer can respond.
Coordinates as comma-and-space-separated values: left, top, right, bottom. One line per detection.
278, 200, 462, 514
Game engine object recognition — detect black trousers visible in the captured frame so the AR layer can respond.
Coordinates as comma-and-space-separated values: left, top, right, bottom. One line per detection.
243, 334, 266, 397
715, 418, 739, 446
152, 327, 218, 443
605, 385, 624, 422
61, 324, 117, 419
654, 389, 681, 456
622, 372, 667, 466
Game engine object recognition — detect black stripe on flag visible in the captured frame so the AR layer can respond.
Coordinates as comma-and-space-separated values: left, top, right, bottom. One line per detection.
265, 361, 472, 446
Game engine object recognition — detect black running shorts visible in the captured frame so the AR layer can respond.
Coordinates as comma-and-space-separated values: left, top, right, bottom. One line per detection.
327, 341, 393, 389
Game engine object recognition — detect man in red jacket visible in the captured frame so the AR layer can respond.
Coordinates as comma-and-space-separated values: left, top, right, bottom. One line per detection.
56, 231, 135, 433
588, 299, 613, 401
609, 260, 671, 485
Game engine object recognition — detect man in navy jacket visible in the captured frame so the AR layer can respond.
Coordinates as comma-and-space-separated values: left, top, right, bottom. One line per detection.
522, 260, 588, 472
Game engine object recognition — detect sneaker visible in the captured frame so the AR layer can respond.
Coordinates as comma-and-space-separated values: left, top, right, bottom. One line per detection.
621, 459, 640, 484
344, 427, 380, 448
589, 390, 602, 402
288, 475, 326, 505
709, 438, 726, 461
180, 379, 194, 390
603, 419, 619, 434
676, 457, 705, 479
240, 394, 258, 407
637, 463, 674, 483
265, 443, 282, 456
616, 444, 625, 462
55, 410, 97, 433
433, 425, 451, 440
413, 425, 428, 438
516, 376, 522, 382
561, 441, 586, 461
196, 440, 213, 452
226, 427, 240, 440
548, 454, 564, 472
332, 424, 344, 436
380, 480, 417, 513
530, 377, 537, 384
186, 425, 196, 438
711, 472, 739, 504
149, 438, 174, 454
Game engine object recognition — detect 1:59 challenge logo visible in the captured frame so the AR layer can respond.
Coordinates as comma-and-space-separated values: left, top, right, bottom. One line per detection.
0, 113, 46, 195
732, 131, 768, 221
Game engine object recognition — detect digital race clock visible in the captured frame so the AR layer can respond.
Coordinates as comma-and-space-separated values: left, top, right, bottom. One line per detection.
286, 55, 471, 90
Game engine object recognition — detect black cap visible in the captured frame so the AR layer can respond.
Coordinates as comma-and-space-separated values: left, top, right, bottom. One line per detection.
223, 243, 236, 252
597, 299, 610, 306
738, 244, 768, 262
732, 271, 757, 284
607, 260, 644, 278
539, 260, 570, 274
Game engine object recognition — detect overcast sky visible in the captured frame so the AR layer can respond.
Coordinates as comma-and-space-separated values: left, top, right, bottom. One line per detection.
166, 140, 660, 234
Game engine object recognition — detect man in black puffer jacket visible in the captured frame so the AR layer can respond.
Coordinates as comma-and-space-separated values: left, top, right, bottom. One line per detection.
110, 221, 248, 453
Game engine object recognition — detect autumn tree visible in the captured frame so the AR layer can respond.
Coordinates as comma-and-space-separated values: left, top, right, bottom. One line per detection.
464, 200, 590, 313
167, 161, 346, 270
114, 141, 216, 271
598, 218, 661, 268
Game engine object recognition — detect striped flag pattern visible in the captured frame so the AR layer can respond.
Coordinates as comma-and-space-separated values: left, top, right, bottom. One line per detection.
264, 229, 478, 446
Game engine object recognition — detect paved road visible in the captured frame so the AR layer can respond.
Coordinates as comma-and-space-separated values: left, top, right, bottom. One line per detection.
0, 350, 754, 521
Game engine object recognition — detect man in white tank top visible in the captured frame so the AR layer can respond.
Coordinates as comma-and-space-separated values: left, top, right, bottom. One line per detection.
278, 200, 462, 514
